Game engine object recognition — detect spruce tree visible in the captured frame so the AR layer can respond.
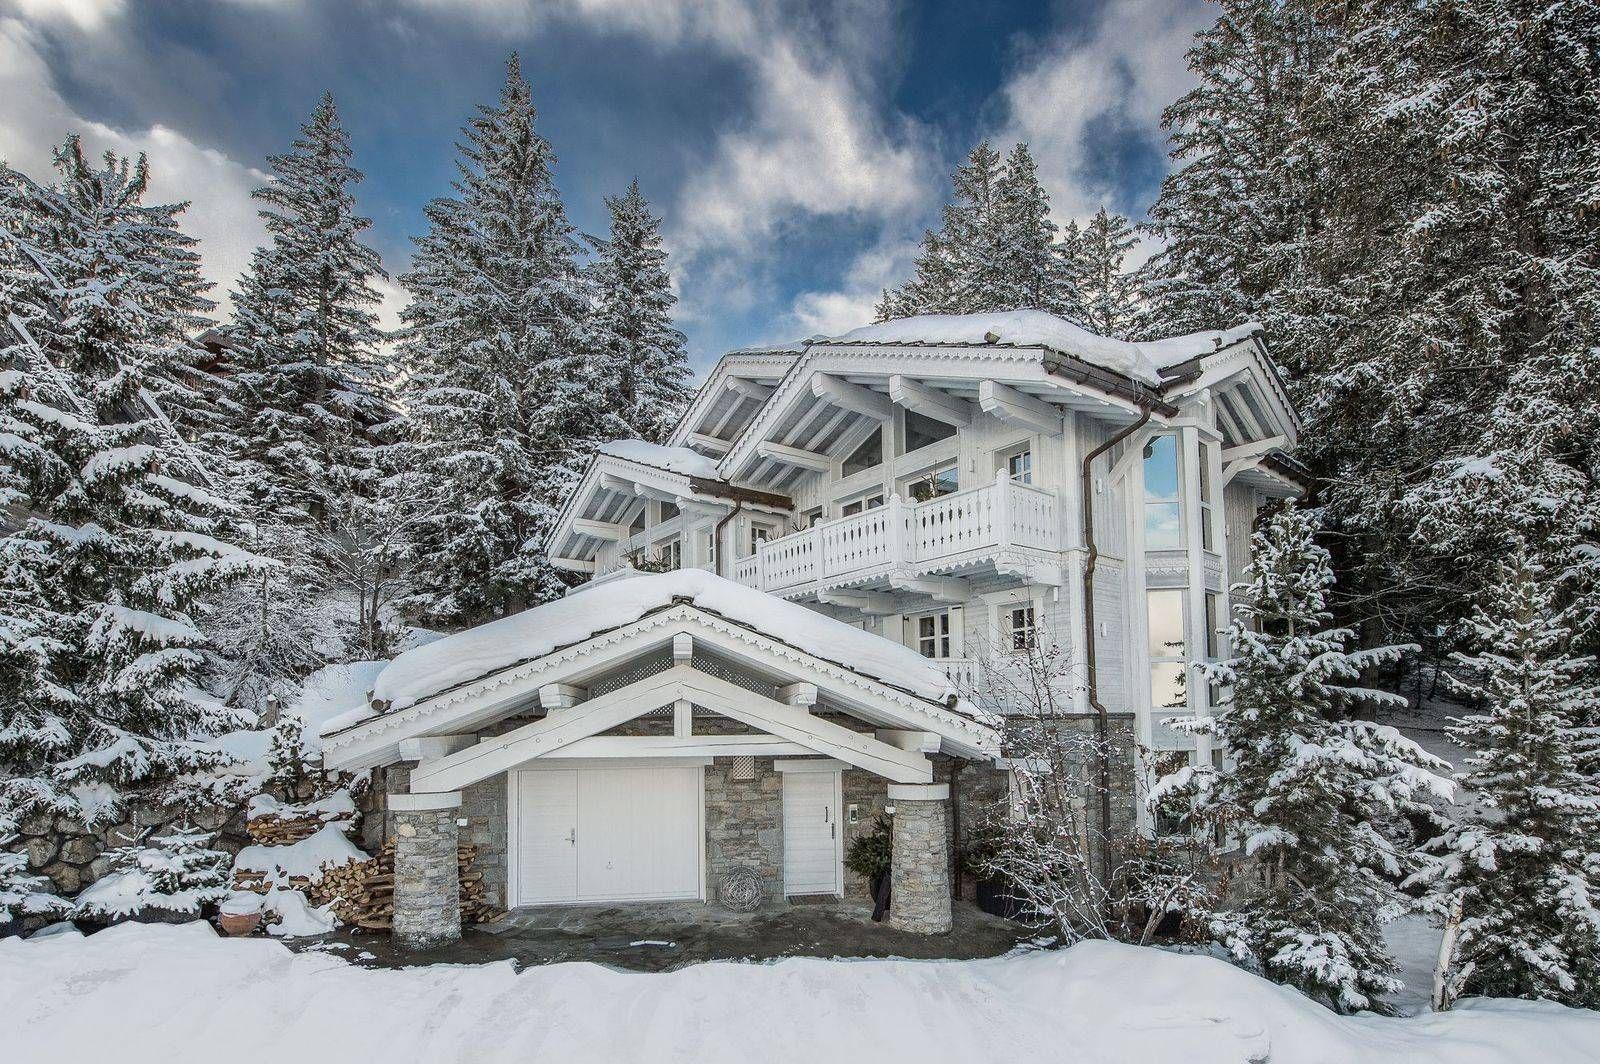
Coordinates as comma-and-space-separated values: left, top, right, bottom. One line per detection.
74, 824, 232, 920
0, 139, 264, 832
1154, 504, 1450, 1012
221, 92, 389, 517
397, 56, 590, 625
1410, 553, 1600, 1008
586, 180, 691, 443
1072, 207, 1139, 340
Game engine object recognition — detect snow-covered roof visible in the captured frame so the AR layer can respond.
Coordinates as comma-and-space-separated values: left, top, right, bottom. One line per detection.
596, 439, 721, 480
814, 311, 1262, 387
349, 570, 970, 727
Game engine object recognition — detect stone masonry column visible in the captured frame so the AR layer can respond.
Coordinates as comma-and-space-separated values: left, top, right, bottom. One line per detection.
887, 783, 951, 935
391, 791, 462, 951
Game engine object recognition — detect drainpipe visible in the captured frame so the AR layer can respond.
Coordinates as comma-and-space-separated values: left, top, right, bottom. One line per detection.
1080, 401, 1154, 891
712, 501, 744, 577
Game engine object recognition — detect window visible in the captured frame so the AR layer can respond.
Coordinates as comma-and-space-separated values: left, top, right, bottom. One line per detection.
905, 463, 959, 502
1147, 588, 1187, 713
840, 492, 885, 517
1205, 590, 1224, 708
653, 538, 682, 571
1006, 447, 1033, 484
659, 500, 679, 522
1007, 604, 1036, 651
1143, 435, 1182, 550
748, 521, 777, 554
903, 409, 957, 454
800, 507, 824, 529
842, 427, 883, 477
916, 611, 952, 658
1198, 443, 1215, 551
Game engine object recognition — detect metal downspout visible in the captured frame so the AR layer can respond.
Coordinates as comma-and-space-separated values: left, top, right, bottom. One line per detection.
712, 501, 745, 577
1080, 401, 1154, 891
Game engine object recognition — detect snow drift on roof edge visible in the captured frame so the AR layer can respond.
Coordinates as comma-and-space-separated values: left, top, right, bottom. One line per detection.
335, 570, 975, 733
818, 310, 1261, 386
597, 439, 721, 479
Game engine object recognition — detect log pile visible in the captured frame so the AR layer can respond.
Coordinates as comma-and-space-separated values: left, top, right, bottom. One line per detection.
321, 841, 502, 931
244, 793, 358, 847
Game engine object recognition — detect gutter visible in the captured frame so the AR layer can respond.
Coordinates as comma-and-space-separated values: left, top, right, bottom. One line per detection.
1079, 400, 1154, 890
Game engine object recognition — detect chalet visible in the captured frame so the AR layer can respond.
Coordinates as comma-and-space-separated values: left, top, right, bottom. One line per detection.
322, 309, 1303, 949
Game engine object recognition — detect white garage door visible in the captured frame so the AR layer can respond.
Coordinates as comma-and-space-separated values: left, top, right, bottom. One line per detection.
513, 764, 703, 906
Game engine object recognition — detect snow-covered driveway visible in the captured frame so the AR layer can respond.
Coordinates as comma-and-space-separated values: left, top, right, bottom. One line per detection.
5, 922, 1598, 1064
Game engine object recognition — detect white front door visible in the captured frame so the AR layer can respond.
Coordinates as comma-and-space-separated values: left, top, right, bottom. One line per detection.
516, 768, 578, 904
514, 763, 704, 906
782, 767, 842, 896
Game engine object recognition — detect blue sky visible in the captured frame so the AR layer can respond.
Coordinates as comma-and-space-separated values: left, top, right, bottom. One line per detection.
1, 0, 1211, 374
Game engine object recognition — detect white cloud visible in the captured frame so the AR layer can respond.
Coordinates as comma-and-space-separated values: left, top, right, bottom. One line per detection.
995, 0, 1208, 223
0, 16, 271, 313
5, 0, 123, 31
786, 232, 919, 337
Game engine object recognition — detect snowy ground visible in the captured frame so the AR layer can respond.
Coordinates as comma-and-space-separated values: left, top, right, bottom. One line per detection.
6, 923, 1598, 1064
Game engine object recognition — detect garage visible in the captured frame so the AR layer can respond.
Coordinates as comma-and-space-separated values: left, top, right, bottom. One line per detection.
509, 762, 705, 906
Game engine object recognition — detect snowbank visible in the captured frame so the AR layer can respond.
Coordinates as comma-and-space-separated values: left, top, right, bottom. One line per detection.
820, 310, 1262, 386
598, 439, 720, 479
292, 660, 389, 734
343, 570, 972, 728
232, 825, 366, 886
4, 923, 1596, 1064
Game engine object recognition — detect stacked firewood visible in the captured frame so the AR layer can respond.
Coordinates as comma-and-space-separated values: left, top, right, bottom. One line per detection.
244, 794, 357, 846
325, 841, 502, 931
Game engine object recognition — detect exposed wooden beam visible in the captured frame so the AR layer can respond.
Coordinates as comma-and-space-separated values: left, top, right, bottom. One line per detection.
673, 633, 694, 664
547, 556, 596, 574
572, 518, 629, 542
756, 440, 831, 472
817, 588, 899, 615
1221, 434, 1288, 465
811, 373, 892, 420
780, 682, 818, 708
685, 431, 730, 455
538, 682, 586, 710
547, 734, 811, 759
727, 377, 775, 401
887, 573, 968, 603
978, 380, 1061, 434
397, 735, 475, 762
874, 729, 941, 754
889, 375, 972, 427
673, 698, 691, 737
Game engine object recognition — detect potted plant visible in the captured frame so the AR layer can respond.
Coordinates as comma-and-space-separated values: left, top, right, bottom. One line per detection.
218, 892, 264, 936
845, 816, 893, 921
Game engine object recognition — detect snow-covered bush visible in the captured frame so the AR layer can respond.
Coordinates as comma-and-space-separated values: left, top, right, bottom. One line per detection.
74, 825, 231, 922
0, 848, 70, 928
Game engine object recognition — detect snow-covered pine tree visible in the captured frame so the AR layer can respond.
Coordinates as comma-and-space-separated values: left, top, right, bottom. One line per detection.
1152, 503, 1450, 1013
994, 143, 1080, 318
1071, 207, 1139, 340
1409, 552, 1600, 1009
586, 180, 691, 443
396, 56, 591, 625
0, 138, 265, 833
0, 849, 69, 927
220, 92, 389, 518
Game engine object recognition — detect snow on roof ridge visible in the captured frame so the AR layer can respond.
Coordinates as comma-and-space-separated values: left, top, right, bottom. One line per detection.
815, 310, 1263, 386
596, 439, 721, 480
348, 570, 980, 732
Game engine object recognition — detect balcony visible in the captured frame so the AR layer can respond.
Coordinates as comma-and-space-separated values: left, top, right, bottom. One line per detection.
731, 471, 1060, 599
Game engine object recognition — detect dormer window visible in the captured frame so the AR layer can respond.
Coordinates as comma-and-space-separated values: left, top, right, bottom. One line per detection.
842, 427, 882, 477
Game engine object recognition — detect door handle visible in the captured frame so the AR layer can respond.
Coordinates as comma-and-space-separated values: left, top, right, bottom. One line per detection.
567, 828, 575, 845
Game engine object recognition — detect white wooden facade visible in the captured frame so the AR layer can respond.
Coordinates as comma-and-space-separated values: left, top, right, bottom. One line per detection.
546, 318, 1305, 825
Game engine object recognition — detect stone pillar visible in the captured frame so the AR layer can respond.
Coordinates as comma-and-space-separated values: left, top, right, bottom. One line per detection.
887, 783, 951, 935
391, 791, 462, 951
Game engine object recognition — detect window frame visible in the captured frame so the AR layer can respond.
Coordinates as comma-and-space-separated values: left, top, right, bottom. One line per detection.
913, 610, 953, 659
1142, 433, 1184, 551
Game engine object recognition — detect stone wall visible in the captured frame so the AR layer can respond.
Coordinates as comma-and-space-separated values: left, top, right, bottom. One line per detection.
888, 792, 951, 934
840, 769, 889, 899
704, 758, 783, 905
392, 801, 461, 950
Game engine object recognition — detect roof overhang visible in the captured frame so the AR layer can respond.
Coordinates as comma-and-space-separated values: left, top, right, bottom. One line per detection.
547, 451, 792, 567
322, 602, 1000, 774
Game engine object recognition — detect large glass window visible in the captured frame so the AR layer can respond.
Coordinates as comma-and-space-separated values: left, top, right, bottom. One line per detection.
842, 427, 883, 477
1199, 443, 1215, 551
903, 410, 957, 454
1143, 435, 1182, 549
1148, 588, 1188, 714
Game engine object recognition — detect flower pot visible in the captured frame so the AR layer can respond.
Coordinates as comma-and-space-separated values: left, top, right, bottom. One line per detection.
219, 909, 262, 937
